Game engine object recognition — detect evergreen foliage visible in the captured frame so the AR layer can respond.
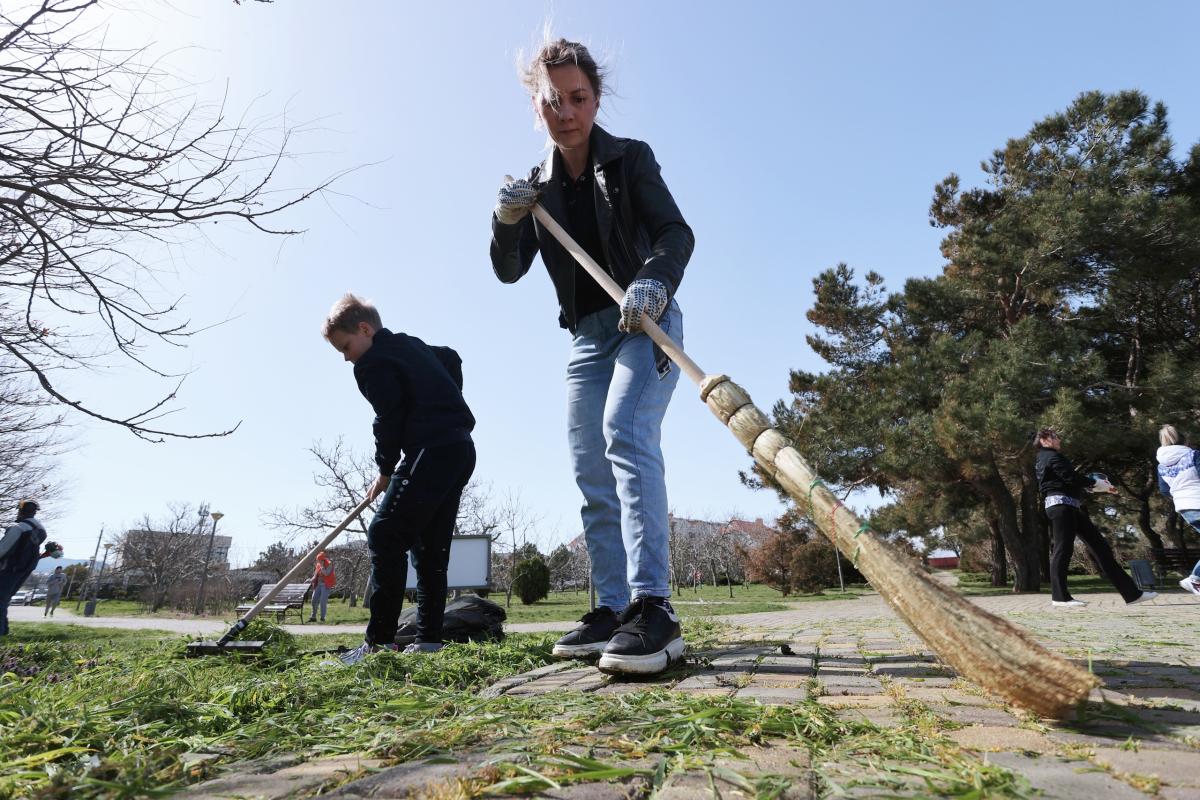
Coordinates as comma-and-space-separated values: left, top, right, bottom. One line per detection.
512, 556, 551, 605
774, 91, 1200, 590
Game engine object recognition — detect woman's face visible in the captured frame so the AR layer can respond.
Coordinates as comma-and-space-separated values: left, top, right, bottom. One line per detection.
535, 64, 598, 154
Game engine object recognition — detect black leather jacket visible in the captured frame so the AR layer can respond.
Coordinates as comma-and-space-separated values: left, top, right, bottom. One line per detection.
1035, 446, 1096, 500
490, 125, 694, 332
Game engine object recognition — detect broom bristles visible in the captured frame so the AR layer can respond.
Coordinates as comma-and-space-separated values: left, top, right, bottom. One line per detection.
701, 375, 1097, 717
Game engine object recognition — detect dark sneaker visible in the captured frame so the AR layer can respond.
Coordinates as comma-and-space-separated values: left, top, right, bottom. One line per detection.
551, 606, 619, 659
598, 597, 685, 675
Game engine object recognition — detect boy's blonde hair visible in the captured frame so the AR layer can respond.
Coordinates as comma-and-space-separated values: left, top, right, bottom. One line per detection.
322, 293, 382, 338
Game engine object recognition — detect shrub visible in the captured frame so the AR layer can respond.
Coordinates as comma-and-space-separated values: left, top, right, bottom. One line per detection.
511, 556, 550, 605
791, 540, 842, 594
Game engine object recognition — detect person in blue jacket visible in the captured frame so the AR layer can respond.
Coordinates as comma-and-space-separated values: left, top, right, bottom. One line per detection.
1155, 424, 1200, 595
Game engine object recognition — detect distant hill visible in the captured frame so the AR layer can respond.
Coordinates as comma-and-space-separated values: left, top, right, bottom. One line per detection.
29, 558, 90, 576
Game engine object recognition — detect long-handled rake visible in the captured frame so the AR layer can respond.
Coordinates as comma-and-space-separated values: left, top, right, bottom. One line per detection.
185, 496, 373, 656
522, 185, 1097, 716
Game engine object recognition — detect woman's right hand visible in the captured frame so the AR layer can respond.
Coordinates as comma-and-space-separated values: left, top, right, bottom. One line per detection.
495, 178, 538, 224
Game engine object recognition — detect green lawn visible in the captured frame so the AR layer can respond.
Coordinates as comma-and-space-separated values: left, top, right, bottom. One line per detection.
68, 583, 875, 627
954, 570, 1132, 596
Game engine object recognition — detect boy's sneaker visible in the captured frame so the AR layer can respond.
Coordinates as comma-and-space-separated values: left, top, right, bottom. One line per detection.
598, 597, 685, 676
1051, 599, 1088, 607
402, 642, 445, 654
337, 641, 398, 665
1127, 591, 1158, 606
1179, 577, 1200, 596
551, 606, 619, 659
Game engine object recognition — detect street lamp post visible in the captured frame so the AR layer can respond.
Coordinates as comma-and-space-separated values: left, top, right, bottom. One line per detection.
76, 525, 104, 612
84, 543, 112, 616
194, 511, 224, 615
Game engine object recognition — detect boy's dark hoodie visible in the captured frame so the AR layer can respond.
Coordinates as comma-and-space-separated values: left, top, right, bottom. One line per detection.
353, 328, 475, 476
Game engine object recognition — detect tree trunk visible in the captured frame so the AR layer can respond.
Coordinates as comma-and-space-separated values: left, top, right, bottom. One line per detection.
1137, 495, 1166, 555
987, 518, 1008, 587
1019, 463, 1050, 581
974, 471, 1040, 592
1167, 509, 1189, 554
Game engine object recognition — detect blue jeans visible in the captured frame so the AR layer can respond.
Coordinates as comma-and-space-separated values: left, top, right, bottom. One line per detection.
567, 301, 682, 612
1180, 510, 1200, 578
311, 582, 331, 620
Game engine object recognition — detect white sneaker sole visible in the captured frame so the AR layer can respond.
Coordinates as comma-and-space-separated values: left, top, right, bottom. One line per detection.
1127, 592, 1158, 605
598, 636, 686, 675
1180, 578, 1200, 596
552, 641, 607, 659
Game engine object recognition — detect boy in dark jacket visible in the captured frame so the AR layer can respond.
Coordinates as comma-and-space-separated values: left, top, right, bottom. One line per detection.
1034, 429, 1154, 608
323, 294, 476, 663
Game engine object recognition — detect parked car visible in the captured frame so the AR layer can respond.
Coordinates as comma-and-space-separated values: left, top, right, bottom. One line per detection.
9, 590, 46, 605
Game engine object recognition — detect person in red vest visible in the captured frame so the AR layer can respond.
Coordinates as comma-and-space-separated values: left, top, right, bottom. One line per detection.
309, 551, 336, 623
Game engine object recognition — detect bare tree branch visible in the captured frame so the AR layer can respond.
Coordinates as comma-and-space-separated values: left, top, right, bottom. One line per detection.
0, 0, 338, 439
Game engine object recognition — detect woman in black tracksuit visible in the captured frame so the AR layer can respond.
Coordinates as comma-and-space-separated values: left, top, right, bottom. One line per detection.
1035, 429, 1154, 607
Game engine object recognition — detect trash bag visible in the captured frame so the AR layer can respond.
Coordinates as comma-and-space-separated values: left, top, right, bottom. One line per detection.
393, 594, 506, 646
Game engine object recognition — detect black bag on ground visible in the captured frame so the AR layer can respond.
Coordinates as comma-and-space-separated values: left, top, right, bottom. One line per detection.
392, 594, 506, 646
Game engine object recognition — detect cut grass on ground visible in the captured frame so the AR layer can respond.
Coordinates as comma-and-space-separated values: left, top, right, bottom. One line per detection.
1, 620, 1027, 800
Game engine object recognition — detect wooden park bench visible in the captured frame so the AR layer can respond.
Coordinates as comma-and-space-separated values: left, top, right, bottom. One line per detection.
1151, 548, 1199, 581
235, 582, 311, 624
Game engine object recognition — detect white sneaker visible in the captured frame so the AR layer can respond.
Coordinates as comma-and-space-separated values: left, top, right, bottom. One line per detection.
1127, 591, 1158, 606
336, 641, 398, 665
1051, 599, 1088, 607
1179, 578, 1200, 596
402, 642, 445, 654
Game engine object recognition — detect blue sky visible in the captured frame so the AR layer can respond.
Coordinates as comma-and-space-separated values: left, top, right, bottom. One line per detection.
42, 0, 1200, 565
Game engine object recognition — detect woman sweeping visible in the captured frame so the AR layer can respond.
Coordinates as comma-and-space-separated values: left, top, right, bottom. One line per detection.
490, 38, 692, 675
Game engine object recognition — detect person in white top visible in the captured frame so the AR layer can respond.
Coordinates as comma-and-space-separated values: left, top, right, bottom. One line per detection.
1156, 424, 1200, 595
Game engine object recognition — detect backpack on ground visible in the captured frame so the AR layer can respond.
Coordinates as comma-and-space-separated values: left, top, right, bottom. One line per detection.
392, 594, 505, 646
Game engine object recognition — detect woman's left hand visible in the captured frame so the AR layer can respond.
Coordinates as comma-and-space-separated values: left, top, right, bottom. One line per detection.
618, 279, 669, 333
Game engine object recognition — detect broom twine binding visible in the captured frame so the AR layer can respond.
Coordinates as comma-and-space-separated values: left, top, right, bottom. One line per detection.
700, 374, 1096, 717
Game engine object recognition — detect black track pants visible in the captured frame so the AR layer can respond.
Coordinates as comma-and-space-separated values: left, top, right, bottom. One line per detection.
1045, 504, 1141, 603
365, 441, 475, 645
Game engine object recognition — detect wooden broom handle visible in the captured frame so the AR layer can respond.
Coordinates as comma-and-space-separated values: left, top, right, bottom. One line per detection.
505, 176, 707, 386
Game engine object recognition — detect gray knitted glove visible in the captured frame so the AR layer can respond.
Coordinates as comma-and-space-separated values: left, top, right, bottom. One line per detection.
618, 278, 669, 333
495, 178, 539, 225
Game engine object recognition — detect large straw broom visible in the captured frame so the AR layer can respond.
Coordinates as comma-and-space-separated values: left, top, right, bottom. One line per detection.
521, 190, 1096, 717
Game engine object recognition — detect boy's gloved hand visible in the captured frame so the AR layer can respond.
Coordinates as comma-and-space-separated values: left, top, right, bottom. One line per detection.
495, 178, 539, 225
618, 279, 669, 333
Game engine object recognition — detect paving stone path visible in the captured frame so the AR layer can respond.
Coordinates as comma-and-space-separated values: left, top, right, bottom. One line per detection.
168, 585, 1200, 799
